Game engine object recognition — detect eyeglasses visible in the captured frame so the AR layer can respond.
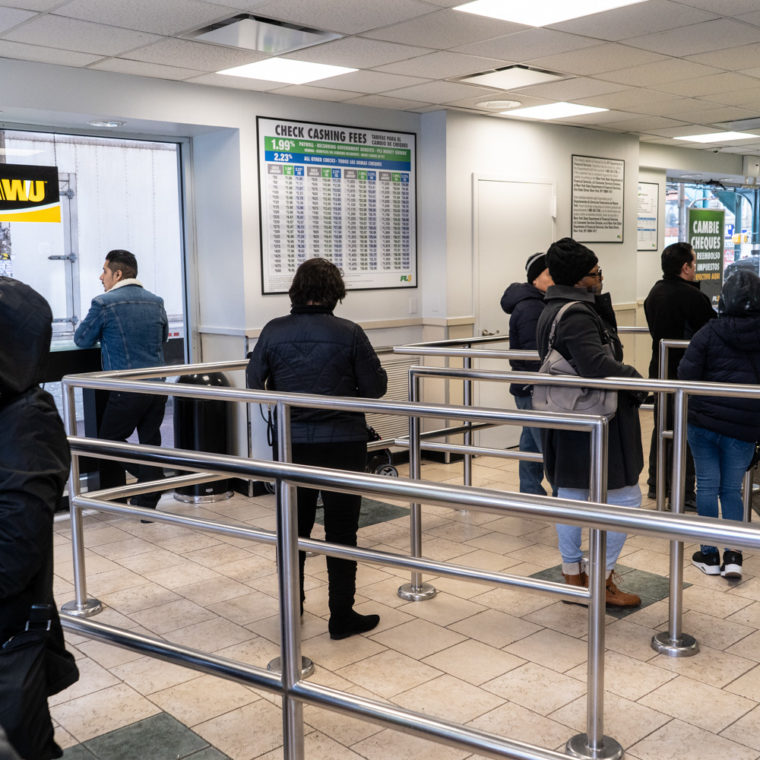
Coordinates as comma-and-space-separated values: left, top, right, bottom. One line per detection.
586, 268, 602, 279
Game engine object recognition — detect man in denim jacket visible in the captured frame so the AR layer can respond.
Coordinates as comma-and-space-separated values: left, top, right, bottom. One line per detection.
74, 250, 168, 511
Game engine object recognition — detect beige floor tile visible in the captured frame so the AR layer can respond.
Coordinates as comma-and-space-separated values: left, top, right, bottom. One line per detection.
397, 592, 487, 626
447, 547, 520, 572
728, 575, 760, 602
194, 700, 283, 760
655, 643, 755, 687
176, 575, 253, 606
604, 619, 661, 662
550, 692, 671, 749
449, 609, 542, 648
299, 730, 368, 760
110, 655, 200, 694
720, 702, 760, 751
683, 583, 754, 619
425, 522, 491, 543
370, 618, 466, 659
84, 567, 147, 595
304, 631, 386, 671
74, 639, 144, 669
98, 582, 182, 614
207, 590, 281, 625
48, 657, 120, 706
143, 561, 225, 589
302, 705, 384, 746
624, 598, 670, 630
88, 536, 157, 559
724, 662, 760, 702
504, 629, 588, 673
524, 600, 593, 638
461, 531, 532, 555
352, 727, 470, 760
630, 718, 758, 760
50, 683, 160, 743
638, 674, 755, 732
215, 637, 282, 667
151, 673, 259, 725
422, 537, 486, 562
430, 576, 497, 599
352, 600, 414, 634
52, 725, 77, 750
468, 701, 572, 752
617, 548, 672, 576
215, 555, 279, 584
394, 673, 504, 723
184, 542, 257, 568
129, 597, 217, 634
727, 600, 760, 628
484, 661, 585, 714
156, 532, 223, 554
423, 640, 524, 685
469, 585, 553, 618
115, 547, 187, 574
727, 629, 760, 662
360, 577, 421, 607
168, 617, 255, 651
336, 650, 441, 698
680, 609, 755, 651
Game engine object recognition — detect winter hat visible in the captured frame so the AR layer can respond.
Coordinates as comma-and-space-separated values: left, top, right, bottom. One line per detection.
719, 269, 760, 316
546, 238, 598, 286
525, 252, 547, 284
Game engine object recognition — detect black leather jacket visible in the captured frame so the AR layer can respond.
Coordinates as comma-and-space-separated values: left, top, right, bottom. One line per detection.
246, 305, 388, 443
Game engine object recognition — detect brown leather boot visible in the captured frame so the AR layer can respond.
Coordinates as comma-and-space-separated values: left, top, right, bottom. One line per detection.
561, 570, 588, 606
605, 574, 640, 608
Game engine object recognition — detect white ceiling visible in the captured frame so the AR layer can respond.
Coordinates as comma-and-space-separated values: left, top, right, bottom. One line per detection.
3, 0, 760, 154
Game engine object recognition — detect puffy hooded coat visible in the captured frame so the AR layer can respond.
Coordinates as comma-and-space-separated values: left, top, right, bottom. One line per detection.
246, 305, 387, 443
500, 281, 544, 397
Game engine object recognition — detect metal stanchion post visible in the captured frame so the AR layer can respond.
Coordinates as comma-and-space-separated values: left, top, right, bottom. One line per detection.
743, 468, 754, 524
398, 372, 436, 601
463, 353, 473, 488
656, 340, 669, 511
61, 379, 103, 617
652, 388, 698, 656
567, 418, 622, 760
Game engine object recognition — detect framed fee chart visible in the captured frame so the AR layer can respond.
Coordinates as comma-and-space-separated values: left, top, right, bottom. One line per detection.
257, 117, 417, 294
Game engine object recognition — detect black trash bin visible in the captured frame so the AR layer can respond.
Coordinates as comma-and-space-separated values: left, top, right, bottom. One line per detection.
173, 372, 233, 503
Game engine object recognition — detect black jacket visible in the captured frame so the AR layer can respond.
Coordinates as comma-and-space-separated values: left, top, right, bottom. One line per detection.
643, 275, 715, 379
246, 305, 388, 443
501, 282, 544, 397
536, 285, 644, 490
677, 314, 760, 442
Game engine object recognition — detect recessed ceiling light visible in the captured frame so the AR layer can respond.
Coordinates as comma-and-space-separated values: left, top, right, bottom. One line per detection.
477, 99, 522, 110
453, 0, 647, 27
218, 57, 355, 84
674, 131, 756, 143
503, 102, 607, 119
461, 65, 562, 89
88, 120, 125, 128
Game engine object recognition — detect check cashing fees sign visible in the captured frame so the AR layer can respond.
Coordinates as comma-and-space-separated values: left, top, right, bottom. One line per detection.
0, 164, 60, 223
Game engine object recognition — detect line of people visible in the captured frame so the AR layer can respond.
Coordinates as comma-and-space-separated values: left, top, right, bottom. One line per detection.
502, 237, 760, 606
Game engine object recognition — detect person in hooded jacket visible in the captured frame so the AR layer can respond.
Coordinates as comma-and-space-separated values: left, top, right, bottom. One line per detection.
536, 238, 644, 608
0, 277, 78, 759
246, 258, 388, 640
678, 269, 760, 581
500, 252, 554, 495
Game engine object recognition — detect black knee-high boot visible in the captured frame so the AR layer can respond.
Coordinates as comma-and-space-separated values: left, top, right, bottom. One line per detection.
327, 558, 379, 640
298, 551, 306, 616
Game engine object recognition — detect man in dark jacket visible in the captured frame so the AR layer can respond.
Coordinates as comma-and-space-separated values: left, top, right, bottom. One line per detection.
536, 238, 643, 607
644, 242, 715, 507
0, 277, 78, 758
501, 252, 553, 494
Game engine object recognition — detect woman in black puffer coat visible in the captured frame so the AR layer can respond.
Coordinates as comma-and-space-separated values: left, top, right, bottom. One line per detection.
678, 269, 760, 581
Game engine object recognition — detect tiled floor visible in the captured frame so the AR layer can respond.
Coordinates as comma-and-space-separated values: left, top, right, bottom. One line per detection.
51, 417, 760, 760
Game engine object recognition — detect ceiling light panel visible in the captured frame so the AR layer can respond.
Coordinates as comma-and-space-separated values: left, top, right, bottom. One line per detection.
454, 0, 648, 28
504, 102, 608, 119
460, 65, 563, 89
218, 57, 356, 84
674, 132, 756, 143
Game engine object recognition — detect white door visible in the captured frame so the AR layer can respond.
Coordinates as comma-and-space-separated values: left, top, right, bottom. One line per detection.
473, 175, 555, 448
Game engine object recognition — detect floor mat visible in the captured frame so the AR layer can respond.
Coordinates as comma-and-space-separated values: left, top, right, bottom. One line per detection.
315, 497, 409, 528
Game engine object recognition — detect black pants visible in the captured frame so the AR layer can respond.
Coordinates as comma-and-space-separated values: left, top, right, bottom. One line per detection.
98, 391, 167, 508
647, 397, 696, 500
291, 441, 366, 617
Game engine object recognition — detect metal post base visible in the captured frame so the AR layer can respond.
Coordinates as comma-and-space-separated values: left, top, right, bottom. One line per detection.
61, 597, 103, 617
397, 582, 437, 601
651, 631, 699, 657
566, 733, 623, 760
173, 490, 233, 504
267, 656, 314, 678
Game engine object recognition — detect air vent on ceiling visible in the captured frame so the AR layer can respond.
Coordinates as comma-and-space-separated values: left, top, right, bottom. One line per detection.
458, 64, 564, 90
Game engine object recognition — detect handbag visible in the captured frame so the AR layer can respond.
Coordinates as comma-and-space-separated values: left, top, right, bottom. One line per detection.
532, 301, 618, 418
0, 604, 79, 760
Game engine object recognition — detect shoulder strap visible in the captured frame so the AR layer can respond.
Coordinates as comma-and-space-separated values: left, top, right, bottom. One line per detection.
547, 300, 585, 350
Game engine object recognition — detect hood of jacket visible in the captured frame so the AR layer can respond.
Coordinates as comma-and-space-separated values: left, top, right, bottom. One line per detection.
0, 277, 53, 400
500, 282, 544, 314
711, 313, 760, 353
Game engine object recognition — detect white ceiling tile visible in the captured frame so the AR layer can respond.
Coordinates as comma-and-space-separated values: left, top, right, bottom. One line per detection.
0, 7, 35, 33
0, 0, 60, 9
3, 14, 160, 55
625, 18, 760, 57
550, 0, 717, 41
702, 88, 760, 107
741, 66, 760, 79
312, 69, 430, 93
687, 43, 760, 69
676, 0, 760, 13
363, 8, 525, 49
345, 93, 433, 110
598, 59, 723, 87
385, 79, 492, 103
446, 91, 548, 109
664, 104, 759, 125
126, 37, 266, 70
267, 84, 364, 101
283, 37, 432, 68
454, 28, 599, 62
376, 51, 507, 78
526, 43, 665, 77
254, 0, 436, 35
653, 71, 760, 97
53, 0, 235, 36
598, 115, 690, 131
0, 38, 101, 65
200, 0, 269, 8
578, 87, 685, 111
88, 57, 204, 80
514, 77, 626, 101
737, 10, 760, 26
185, 71, 280, 89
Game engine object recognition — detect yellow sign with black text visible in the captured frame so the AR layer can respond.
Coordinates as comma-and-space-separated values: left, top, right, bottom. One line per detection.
0, 164, 60, 222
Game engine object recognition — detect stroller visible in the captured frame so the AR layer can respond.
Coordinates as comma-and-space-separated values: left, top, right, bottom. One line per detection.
366, 426, 398, 477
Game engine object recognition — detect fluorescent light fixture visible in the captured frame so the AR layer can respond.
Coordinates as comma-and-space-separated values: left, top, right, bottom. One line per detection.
504, 102, 607, 119
88, 120, 124, 128
477, 99, 522, 110
674, 131, 756, 143
461, 65, 562, 89
454, 0, 647, 27
218, 57, 355, 84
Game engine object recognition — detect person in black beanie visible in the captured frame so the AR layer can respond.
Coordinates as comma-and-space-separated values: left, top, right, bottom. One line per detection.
501, 252, 554, 495
536, 238, 644, 607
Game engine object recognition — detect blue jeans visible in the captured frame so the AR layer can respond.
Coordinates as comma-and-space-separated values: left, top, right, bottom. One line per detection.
687, 424, 754, 555
515, 395, 548, 495
556, 484, 641, 571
